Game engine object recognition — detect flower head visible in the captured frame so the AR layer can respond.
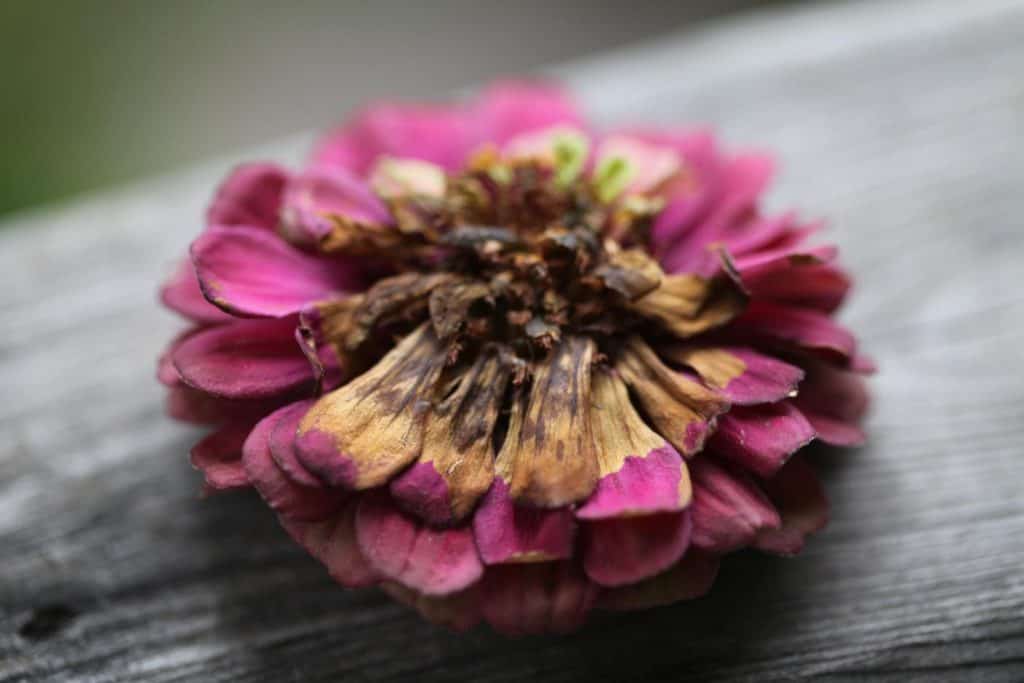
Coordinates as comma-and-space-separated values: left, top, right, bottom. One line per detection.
159, 80, 871, 634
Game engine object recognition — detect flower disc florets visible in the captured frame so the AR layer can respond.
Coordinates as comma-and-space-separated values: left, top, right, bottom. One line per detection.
159, 81, 871, 634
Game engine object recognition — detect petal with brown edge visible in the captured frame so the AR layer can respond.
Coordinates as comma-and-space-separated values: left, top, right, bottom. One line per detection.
596, 548, 720, 611
581, 510, 692, 587
192, 225, 360, 318
296, 324, 446, 489
754, 456, 829, 556
172, 317, 313, 400
390, 349, 508, 524
159, 259, 234, 324
616, 337, 729, 457
356, 491, 483, 596
689, 457, 780, 552
661, 344, 804, 406
575, 370, 690, 520
481, 562, 597, 636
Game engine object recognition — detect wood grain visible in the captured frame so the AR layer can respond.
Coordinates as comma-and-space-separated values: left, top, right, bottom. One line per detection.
2, 0, 1023, 680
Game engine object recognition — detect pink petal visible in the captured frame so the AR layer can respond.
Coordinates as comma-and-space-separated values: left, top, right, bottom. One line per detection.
472, 478, 575, 565
660, 153, 775, 275
597, 548, 720, 611
166, 383, 292, 425
733, 301, 858, 363
242, 405, 344, 522
671, 345, 804, 406
279, 166, 392, 246
172, 317, 313, 400
754, 457, 829, 555
689, 457, 780, 553
481, 562, 598, 636
793, 357, 870, 446
280, 497, 379, 587
474, 80, 586, 146
594, 134, 682, 196
312, 103, 473, 174
189, 420, 252, 491
206, 162, 289, 230
575, 445, 689, 520
389, 461, 455, 526
356, 491, 483, 596
268, 399, 324, 489
709, 402, 816, 477
191, 225, 360, 318
160, 259, 235, 324
581, 510, 692, 587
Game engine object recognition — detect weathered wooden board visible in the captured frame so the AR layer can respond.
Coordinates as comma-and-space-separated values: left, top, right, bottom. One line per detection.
2, 0, 1023, 680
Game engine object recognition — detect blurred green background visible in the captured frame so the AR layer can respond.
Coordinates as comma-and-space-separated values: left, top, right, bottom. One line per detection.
0, 0, 772, 217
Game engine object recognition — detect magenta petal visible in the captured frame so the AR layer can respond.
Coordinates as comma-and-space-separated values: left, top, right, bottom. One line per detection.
314, 103, 473, 174
160, 259, 235, 324
660, 154, 775, 275
280, 166, 392, 245
268, 399, 324, 488
189, 420, 252, 491
705, 347, 804, 406
281, 497, 379, 587
172, 317, 312, 399
191, 225, 360, 318
581, 510, 692, 587
356, 491, 483, 596
794, 357, 870, 446
689, 458, 780, 552
481, 562, 597, 636
735, 302, 858, 363
389, 461, 453, 526
754, 457, 829, 555
242, 405, 343, 521
745, 262, 852, 313
472, 478, 575, 565
710, 402, 815, 477
476, 80, 585, 145
206, 162, 289, 230
575, 445, 688, 520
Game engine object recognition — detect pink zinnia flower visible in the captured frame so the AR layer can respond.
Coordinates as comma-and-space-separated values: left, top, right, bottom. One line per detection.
159, 81, 871, 634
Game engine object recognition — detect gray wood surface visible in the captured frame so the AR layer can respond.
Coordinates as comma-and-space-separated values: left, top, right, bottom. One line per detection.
2, 0, 1023, 680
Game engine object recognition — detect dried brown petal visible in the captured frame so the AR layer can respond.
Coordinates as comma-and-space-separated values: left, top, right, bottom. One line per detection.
391, 348, 511, 523
501, 336, 599, 507
616, 337, 729, 457
428, 278, 493, 341
627, 272, 746, 339
594, 248, 663, 300
295, 324, 447, 489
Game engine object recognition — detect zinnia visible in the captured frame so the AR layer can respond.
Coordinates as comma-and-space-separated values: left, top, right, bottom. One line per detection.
159, 81, 871, 634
